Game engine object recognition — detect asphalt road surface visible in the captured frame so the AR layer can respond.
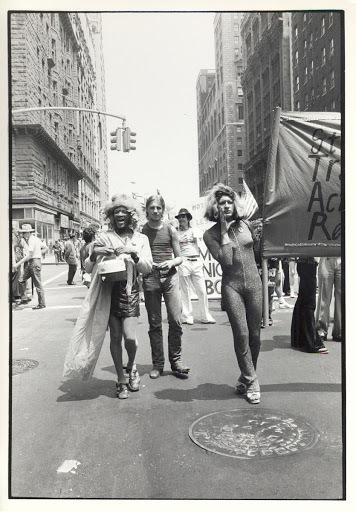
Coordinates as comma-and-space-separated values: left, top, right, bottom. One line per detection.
10, 263, 343, 500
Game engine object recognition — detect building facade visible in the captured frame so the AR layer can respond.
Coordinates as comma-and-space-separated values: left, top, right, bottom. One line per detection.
11, 12, 108, 247
196, 12, 245, 197
291, 11, 342, 112
240, 12, 293, 211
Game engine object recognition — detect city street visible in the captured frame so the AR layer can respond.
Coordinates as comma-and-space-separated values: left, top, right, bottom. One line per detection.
10, 263, 343, 500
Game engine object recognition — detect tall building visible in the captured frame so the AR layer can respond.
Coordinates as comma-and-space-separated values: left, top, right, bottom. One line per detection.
196, 12, 245, 197
291, 11, 342, 112
240, 12, 293, 210
11, 12, 108, 246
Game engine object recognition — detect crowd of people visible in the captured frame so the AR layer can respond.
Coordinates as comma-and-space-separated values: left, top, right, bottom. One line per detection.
11, 184, 342, 405
60, 183, 342, 405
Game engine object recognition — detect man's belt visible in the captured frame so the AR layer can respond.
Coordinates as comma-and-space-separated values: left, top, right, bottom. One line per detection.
185, 257, 199, 262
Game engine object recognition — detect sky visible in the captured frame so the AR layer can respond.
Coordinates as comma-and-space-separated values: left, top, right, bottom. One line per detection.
102, 12, 215, 210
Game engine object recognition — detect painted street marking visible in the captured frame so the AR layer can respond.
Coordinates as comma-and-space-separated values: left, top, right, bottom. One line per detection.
44, 285, 87, 290
18, 305, 82, 312
43, 271, 67, 286
57, 460, 81, 473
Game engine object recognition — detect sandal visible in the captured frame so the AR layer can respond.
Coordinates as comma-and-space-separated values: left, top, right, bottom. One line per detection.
116, 383, 129, 399
235, 382, 247, 395
246, 391, 260, 404
127, 369, 140, 391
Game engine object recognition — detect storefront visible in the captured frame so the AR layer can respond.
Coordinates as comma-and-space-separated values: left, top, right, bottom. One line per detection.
12, 205, 55, 253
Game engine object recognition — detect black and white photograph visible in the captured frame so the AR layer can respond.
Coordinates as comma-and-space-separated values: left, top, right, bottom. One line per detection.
3, 0, 353, 508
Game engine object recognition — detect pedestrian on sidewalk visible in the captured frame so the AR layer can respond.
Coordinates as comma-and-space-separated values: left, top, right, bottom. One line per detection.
64, 234, 78, 285
142, 194, 190, 379
53, 240, 61, 265
175, 207, 215, 325
203, 184, 262, 404
13, 224, 47, 310
63, 194, 153, 398
291, 257, 328, 354
315, 256, 342, 342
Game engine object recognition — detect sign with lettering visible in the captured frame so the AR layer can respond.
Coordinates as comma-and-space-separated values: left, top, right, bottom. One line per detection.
60, 214, 69, 228
263, 112, 341, 257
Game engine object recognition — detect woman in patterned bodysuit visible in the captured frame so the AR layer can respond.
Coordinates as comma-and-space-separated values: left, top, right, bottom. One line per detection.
203, 184, 262, 404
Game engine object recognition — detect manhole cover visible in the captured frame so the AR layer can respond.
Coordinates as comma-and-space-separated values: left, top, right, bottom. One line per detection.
189, 408, 320, 459
12, 359, 39, 375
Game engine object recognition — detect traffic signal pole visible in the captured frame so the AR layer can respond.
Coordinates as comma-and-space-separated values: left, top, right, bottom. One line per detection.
12, 106, 137, 153
12, 106, 127, 122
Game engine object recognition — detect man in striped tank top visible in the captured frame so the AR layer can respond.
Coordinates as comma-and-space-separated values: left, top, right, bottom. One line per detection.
142, 195, 190, 379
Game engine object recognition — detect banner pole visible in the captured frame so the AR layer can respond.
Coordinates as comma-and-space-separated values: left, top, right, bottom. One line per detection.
262, 258, 269, 327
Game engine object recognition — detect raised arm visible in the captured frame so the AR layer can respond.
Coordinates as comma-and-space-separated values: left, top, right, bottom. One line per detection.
203, 227, 234, 267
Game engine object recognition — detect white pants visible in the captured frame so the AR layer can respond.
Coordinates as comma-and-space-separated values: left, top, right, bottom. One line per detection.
178, 258, 214, 323
316, 257, 342, 338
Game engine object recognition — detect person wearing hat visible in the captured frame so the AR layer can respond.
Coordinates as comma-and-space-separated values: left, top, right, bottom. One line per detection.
175, 208, 216, 325
13, 224, 47, 310
64, 234, 79, 285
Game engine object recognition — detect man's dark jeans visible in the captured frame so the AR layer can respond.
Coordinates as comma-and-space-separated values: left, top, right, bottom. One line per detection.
143, 270, 183, 370
67, 264, 77, 284
21, 258, 45, 307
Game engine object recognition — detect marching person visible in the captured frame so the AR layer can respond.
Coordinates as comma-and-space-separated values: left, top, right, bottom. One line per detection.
315, 256, 342, 342
291, 257, 328, 353
203, 184, 262, 404
142, 195, 190, 379
175, 208, 215, 325
63, 194, 153, 399
64, 234, 78, 285
13, 224, 47, 310
80, 227, 97, 288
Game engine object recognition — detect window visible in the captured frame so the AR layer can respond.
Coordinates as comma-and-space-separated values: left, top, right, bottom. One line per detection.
234, 13, 239, 19
331, 100, 336, 111
329, 12, 333, 26
322, 47, 326, 66
310, 60, 314, 76
234, 36, 239, 45
295, 50, 299, 65
303, 13, 307, 26
304, 66, 308, 83
237, 137, 242, 144
304, 93, 308, 109
322, 77, 327, 95
51, 39, 56, 61
237, 105, 244, 119
309, 31, 313, 47
311, 87, 315, 103
295, 75, 299, 92
237, 87, 243, 97
234, 24, 239, 32
321, 16, 325, 36
331, 69, 335, 89
303, 39, 307, 55
236, 126, 242, 133
296, 100, 300, 110
238, 150, 243, 156
294, 25, 298, 39
238, 164, 243, 170
330, 38, 334, 56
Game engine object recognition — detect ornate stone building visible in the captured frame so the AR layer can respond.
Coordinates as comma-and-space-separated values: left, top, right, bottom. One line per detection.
11, 12, 108, 245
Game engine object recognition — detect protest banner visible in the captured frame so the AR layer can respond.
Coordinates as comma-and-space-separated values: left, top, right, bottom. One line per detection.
262, 109, 341, 258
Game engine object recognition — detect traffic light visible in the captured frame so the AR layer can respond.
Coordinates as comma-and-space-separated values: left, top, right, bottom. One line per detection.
122, 127, 136, 152
110, 128, 122, 151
